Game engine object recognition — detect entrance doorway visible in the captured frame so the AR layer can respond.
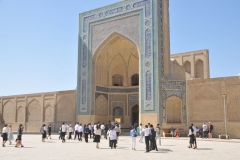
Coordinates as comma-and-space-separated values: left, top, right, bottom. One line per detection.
132, 105, 139, 124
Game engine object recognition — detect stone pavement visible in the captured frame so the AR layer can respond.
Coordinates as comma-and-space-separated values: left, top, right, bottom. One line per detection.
0, 134, 240, 160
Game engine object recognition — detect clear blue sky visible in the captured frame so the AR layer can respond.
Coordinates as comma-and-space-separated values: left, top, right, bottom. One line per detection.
0, 0, 239, 96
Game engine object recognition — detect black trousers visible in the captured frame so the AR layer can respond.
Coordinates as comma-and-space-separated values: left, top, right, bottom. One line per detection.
79, 132, 82, 141
74, 131, 79, 140
61, 132, 66, 142
85, 133, 88, 142
89, 130, 92, 138
145, 136, 150, 152
150, 137, 156, 150
194, 136, 197, 147
110, 140, 116, 148
69, 132, 72, 139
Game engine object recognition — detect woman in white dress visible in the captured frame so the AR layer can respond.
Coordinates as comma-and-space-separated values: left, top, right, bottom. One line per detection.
8, 124, 14, 145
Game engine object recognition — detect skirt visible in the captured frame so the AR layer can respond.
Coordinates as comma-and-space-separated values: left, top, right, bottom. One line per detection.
42, 131, 46, 138
17, 135, 22, 141
94, 135, 100, 143
2, 133, 8, 141
8, 132, 14, 140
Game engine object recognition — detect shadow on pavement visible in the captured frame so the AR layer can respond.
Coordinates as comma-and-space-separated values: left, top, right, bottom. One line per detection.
196, 148, 212, 150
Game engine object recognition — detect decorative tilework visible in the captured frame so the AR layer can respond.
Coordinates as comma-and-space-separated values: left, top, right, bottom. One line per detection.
146, 71, 151, 101
161, 81, 187, 123
96, 86, 139, 93
145, 29, 151, 58
128, 94, 139, 115
77, 0, 164, 116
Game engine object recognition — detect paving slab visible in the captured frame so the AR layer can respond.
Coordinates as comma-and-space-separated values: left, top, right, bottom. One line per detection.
0, 134, 240, 160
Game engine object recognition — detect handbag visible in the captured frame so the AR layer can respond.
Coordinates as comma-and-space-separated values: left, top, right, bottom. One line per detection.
134, 133, 137, 137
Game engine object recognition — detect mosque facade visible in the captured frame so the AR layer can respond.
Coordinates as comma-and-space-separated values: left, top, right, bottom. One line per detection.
1, 0, 240, 138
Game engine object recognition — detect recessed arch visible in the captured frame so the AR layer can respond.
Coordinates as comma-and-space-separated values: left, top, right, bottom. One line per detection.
113, 106, 123, 116
183, 61, 191, 74
195, 59, 204, 79
166, 96, 182, 123
27, 99, 41, 122
131, 74, 139, 86
3, 100, 14, 123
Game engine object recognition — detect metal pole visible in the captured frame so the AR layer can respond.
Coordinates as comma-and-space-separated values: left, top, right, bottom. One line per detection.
223, 94, 227, 136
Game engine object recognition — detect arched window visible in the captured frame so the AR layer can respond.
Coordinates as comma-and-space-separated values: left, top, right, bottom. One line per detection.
131, 74, 139, 86
195, 59, 204, 79
183, 61, 191, 74
112, 74, 123, 86
113, 107, 123, 116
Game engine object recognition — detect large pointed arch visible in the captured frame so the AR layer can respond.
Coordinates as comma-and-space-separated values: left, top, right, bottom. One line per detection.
91, 32, 140, 114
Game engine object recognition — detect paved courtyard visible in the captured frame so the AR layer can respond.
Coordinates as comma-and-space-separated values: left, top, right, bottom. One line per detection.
0, 134, 240, 160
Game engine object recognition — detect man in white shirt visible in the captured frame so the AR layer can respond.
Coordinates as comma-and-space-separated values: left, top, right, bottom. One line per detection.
61, 122, 67, 143
100, 123, 105, 138
74, 123, 79, 140
143, 125, 151, 152
202, 123, 207, 139
78, 124, 83, 141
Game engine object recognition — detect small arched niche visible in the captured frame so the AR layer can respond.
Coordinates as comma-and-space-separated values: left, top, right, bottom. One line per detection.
112, 74, 123, 86
183, 61, 191, 74
131, 74, 139, 86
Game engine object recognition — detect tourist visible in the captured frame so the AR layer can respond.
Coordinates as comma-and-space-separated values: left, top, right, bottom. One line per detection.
100, 123, 105, 138
2, 124, 8, 147
115, 123, 121, 144
143, 125, 150, 153
109, 126, 117, 149
174, 128, 180, 138
155, 124, 161, 146
58, 126, 62, 140
94, 124, 101, 148
8, 124, 14, 145
84, 124, 89, 143
47, 124, 52, 139
104, 125, 109, 139
66, 124, 70, 139
208, 122, 214, 138
107, 127, 112, 147
191, 124, 197, 148
188, 126, 195, 149
61, 122, 67, 143
68, 124, 73, 139
41, 124, 47, 142
130, 126, 137, 150
74, 122, 79, 140
78, 124, 83, 141
88, 123, 92, 139
15, 124, 24, 147
139, 124, 143, 143
150, 124, 158, 151
202, 123, 208, 139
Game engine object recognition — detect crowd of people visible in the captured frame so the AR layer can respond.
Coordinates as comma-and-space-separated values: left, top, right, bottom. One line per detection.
1, 124, 24, 147
1, 121, 214, 152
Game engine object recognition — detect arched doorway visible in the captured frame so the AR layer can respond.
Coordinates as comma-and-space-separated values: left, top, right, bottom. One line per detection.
132, 105, 139, 124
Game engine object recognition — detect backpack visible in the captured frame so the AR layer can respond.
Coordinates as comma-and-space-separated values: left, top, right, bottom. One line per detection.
85, 127, 89, 133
